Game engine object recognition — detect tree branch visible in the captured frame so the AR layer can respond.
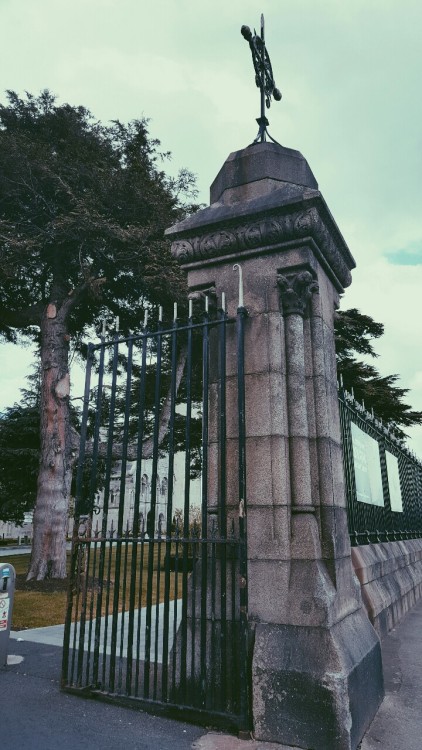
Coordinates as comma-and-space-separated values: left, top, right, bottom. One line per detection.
59, 276, 107, 318
0, 303, 44, 328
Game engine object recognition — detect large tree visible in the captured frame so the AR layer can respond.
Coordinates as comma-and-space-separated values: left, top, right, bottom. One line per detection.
0, 90, 196, 579
335, 307, 422, 433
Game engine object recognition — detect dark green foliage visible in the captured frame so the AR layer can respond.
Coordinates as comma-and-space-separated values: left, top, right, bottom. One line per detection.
0, 395, 39, 524
0, 89, 198, 341
0, 89, 198, 536
335, 308, 422, 433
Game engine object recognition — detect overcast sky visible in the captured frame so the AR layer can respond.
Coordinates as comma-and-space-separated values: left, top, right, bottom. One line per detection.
1, 0, 421, 453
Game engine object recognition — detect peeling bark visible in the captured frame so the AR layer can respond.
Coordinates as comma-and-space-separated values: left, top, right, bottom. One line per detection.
27, 309, 73, 580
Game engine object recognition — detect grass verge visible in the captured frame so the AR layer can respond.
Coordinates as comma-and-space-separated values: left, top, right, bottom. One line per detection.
10, 554, 68, 630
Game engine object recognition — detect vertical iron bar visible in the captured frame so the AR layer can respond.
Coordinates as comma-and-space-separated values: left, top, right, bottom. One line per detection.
118, 523, 130, 692
85, 527, 98, 686
90, 341, 106, 684
171, 521, 180, 693
69, 545, 84, 685
126, 330, 148, 693
117, 336, 134, 535
74, 349, 94, 687
95, 336, 119, 687
110, 336, 134, 691
62, 343, 93, 686
104, 333, 124, 691
218, 309, 227, 710
153, 518, 163, 699
88, 341, 106, 515
237, 304, 249, 730
230, 520, 238, 711
144, 321, 163, 697
190, 527, 198, 704
74, 344, 94, 516
180, 311, 194, 698
101, 523, 114, 688
162, 320, 179, 701
210, 519, 217, 711
200, 311, 210, 707
135, 517, 146, 696
77, 533, 91, 687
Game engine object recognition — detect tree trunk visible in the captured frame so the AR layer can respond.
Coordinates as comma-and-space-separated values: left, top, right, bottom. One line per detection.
27, 304, 72, 580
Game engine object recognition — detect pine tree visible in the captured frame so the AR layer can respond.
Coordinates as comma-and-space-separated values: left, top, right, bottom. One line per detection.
335, 308, 422, 433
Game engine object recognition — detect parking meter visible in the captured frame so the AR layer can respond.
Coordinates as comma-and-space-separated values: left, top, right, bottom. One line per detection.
0, 563, 16, 667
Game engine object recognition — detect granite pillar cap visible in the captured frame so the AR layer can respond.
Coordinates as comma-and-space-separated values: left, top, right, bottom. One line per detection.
166, 141, 355, 292
210, 142, 318, 205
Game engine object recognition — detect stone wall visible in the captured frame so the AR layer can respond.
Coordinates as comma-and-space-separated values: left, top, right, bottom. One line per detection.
352, 539, 422, 637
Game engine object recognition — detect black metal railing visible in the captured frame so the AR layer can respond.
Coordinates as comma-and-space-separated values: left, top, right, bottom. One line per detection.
62, 299, 250, 731
339, 387, 422, 545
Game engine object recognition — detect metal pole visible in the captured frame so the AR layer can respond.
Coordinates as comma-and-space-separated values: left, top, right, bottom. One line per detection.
260, 14, 265, 141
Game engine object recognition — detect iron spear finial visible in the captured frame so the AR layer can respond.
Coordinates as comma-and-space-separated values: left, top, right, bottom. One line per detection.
241, 14, 282, 145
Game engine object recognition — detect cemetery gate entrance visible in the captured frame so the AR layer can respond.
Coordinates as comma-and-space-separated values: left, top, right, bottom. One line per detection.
61, 296, 250, 732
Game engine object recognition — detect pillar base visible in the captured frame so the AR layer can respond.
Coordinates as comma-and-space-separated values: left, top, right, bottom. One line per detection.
252, 609, 384, 750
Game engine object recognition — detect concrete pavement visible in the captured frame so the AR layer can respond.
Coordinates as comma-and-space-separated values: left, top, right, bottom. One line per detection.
0, 544, 32, 556
360, 596, 422, 750
0, 543, 71, 556
4, 598, 422, 749
11, 600, 182, 660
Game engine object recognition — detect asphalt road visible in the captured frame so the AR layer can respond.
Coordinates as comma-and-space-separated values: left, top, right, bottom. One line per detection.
2, 641, 204, 750
4, 595, 422, 749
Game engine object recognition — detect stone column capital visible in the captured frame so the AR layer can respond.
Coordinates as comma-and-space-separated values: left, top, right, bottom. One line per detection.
277, 269, 319, 317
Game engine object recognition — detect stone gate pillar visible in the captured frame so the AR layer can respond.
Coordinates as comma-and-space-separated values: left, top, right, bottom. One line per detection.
167, 142, 383, 750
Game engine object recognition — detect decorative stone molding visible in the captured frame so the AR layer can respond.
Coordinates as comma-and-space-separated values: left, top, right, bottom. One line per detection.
170, 206, 352, 289
277, 270, 319, 317
188, 284, 218, 312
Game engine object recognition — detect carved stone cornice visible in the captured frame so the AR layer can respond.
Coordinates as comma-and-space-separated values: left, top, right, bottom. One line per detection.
169, 205, 352, 290
277, 270, 319, 317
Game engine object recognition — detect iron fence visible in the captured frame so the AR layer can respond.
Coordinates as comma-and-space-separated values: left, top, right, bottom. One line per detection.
62, 298, 250, 731
339, 387, 422, 545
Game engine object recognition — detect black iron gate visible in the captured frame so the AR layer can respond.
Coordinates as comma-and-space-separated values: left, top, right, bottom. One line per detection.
62, 294, 250, 731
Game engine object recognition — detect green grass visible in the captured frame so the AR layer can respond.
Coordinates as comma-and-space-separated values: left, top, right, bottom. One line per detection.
10, 553, 68, 630
10, 544, 185, 631
13, 590, 69, 630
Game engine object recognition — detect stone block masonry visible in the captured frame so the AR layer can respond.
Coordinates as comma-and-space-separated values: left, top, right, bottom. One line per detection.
352, 539, 422, 638
167, 142, 384, 750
